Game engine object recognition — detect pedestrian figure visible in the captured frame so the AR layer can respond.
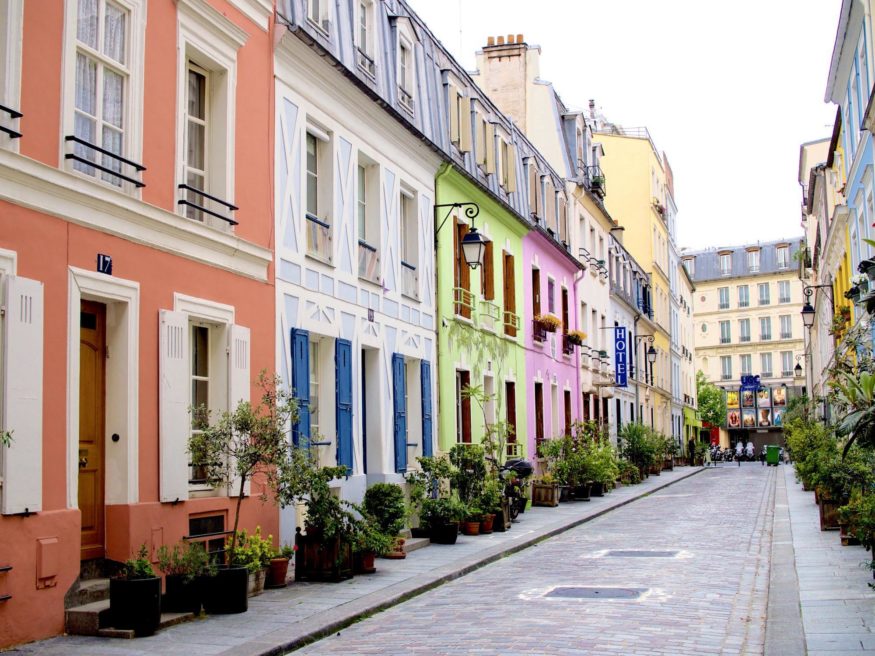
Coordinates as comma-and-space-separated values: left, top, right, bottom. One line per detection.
760, 445, 767, 465
688, 438, 696, 466
703, 445, 712, 467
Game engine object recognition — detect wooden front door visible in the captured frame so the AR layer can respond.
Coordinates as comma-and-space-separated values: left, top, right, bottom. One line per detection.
79, 301, 106, 560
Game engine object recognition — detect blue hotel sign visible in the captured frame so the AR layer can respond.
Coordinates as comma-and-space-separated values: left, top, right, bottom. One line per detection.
614, 326, 628, 388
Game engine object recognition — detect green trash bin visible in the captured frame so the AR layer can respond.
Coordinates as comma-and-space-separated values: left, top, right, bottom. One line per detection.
766, 445, 780, 466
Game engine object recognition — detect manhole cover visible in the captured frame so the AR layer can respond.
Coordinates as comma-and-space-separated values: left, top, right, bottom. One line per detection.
546, 586, 647, 600
605, 550, 678, 558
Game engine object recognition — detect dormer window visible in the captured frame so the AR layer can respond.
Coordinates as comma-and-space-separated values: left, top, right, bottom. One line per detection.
474, 107, 494, 172
746, 248, 760, 273
308, 0, 330, 34
397, 37, 414, 113
447, 78, 471, 152
528, 160, 540, 219
355, 0, 375, 77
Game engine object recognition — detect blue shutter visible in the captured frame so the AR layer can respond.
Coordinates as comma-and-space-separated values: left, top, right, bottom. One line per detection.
420, 360, 433, 457
392, 353, 407, 473
335, 338, 353, 474
290, 329, 310, 449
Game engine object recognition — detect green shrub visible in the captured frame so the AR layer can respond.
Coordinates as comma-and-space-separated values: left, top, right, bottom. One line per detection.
363, 483, 407, 536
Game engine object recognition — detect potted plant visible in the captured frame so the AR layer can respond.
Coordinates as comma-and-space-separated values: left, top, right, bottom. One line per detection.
351, 513, 393, 574
110, 545, 161, 636
266, 544, 296, 588
405, 455, 455, 538
566, 329, 587, 346
421, 496, 467, 545
534, 313, 562, 333
477, 477, 502, 534
461, 501, 484, 536
362, 482, 407, 558
157, 541, 214, 614
224, 527, 274, 597
189, 373, 298, 614
531, 473, 560, 507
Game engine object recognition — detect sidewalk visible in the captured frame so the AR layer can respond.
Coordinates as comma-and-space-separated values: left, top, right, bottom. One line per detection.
14, 466, 703, 656
784, 465, 875, 655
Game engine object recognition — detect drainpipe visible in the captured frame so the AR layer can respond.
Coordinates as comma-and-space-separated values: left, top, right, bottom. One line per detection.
633, 313, 641, 423
433, 163, 453, 456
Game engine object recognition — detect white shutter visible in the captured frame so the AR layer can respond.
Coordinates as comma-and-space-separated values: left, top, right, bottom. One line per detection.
1, 276, 44, 515
449, 87, 460, 144
158, 310, 190, 503
227, 324, 250, 497
459, 98, 472, 153
506, 143, 517, 193
485, 122, 496, 174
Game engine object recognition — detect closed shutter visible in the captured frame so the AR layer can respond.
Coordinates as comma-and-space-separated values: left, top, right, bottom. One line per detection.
392, 353, 407, 473
505, 381, 517, 447
335, 338, 353, 474
290, 329, 310, 449
1, 276, 44, 515
448, 87, 460, 144
420, 360, 433, 457
482, 241, 494, 300
159, 310, 190, 503
506, 143, 517, 192
485, 122, 495, 174
459, 97, 472, 152
228, 324, 251, 497
503, 252, 516, 337
532, 268, 541, 316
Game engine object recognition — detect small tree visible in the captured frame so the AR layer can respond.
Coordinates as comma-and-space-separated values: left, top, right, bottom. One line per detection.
696, 370, 727, 428
188, 372, 297, 561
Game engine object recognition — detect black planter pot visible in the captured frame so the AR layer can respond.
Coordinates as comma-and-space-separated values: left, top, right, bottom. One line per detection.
428, 521, 459, 545
410, 526, 431, 539
572, 483, 592, 501
202, 565, 248, 614
590, 481, 605, 497
558, 485, 571, 502
109, 577, 161, 636
163, 574, 202, 614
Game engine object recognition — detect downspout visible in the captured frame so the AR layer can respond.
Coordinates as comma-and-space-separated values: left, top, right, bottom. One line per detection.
633, 312, 641, 424
433, 162, 454, 455
572, 267, 586, 423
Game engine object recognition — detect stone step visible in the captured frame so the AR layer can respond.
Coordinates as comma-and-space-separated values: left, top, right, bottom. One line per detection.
66, 598, 196, 638
67, 577, 110, 608
402, 537, 430, 554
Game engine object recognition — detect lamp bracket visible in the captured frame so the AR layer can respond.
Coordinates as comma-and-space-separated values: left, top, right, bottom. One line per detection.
434, 202, 480, 238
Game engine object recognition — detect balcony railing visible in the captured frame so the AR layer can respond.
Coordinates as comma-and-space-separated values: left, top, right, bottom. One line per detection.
721, 373, 732, 380
358, 240, 380, 283
584, 165, 606, 198
356, 47, 376, 78
503, 310, 520, 337
562, 333, 575, 355
718, 302, 729, 310
65, 135, 146, 188
780, 332, 792, 340
761, 371, 773, 378
739, 300, 749, 307
398, 86, 415, 113
306, 213, 332, 261
740, 335, 750, 343
779, 296, 791, 304
454, 286, 475, 319
401, 260, 418, 299
0, 104, 23, 139
760, 333, 772, 341
782, 370, 793, 377
479, 300, 500, 332
720, 337, 731, 344
532, 319, 547, 343
178, 183, 238, 225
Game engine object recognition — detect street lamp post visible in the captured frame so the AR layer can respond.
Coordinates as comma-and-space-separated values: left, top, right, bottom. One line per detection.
632, 334, 656, 426
799, 284, 832, 400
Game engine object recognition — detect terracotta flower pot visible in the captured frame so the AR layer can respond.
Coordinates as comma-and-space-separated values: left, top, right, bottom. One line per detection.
479, 513, 495, 534
384, 536, 407, 559
461, 520, 481, 536
266, 557, 290, 588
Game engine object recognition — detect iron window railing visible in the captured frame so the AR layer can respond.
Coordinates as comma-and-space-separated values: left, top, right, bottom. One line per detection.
305, 213, 332, 260
398, 87, 415, 113
358, 240, 380, 283
0, 104, 23, 139
178, 183, 238, 225
356, 47, 376, 78
65, 135, 146, 188
400, 260, 418, 299
532, 319, 547, 343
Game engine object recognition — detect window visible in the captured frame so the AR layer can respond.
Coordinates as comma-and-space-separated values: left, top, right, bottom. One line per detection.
760, 353, 773, 377
718, 287, 729, 309
307, 0, 330, 33
399, 188, 418, 299
503, 252, 517, 337
739, 318, 750, 342
738, 285, 749, 308
747, 249, 760, 272
779, 315, 792, 339
71, 0, 132, 187
781, 351, 793, 377
355, 0, 375, 76
475, 110, 494, 173
547, 278, 555, 314
683, 257, 695, 277
719, 320, 731, 344
447, 82, 471, 151
740, 354, 752, 376
758, 282, 770, 305
397, 37, 414, 113
777, 246, 789, 269
760, 317, 771, 341
532, 268, 541, 317
182, 63, 207, 219
498, 135, 516, 191
305, 126, 332, 261
545, 180, 556, 231
309, 340, 320, 436
534, 381, 544, 443
455, 370, 471, 443
719, 252, 731, 275
778, 280, 791, 303
357, 158, 379, 282
721, 356, 732, 380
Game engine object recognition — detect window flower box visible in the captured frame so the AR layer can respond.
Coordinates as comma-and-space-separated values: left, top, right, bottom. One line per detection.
534, 313, 562, 333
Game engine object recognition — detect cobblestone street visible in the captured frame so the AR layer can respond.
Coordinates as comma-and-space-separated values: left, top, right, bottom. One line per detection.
297, 465, 775, 656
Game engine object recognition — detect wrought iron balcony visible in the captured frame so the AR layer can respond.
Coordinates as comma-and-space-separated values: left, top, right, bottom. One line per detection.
398, 86, 415, 113
178, 183, 238, 225
479, 300, 500, 332
356, 47, 376, 79
453, 286, 475, 319
562, 333, 575, 355
532, 319, 547, 343
305, 213, 332, 261
66, 135, 146, 188
503, 310, 520, 337
585, 165, 606, 199
358, 240, 380, 283
0, 104, 22, 139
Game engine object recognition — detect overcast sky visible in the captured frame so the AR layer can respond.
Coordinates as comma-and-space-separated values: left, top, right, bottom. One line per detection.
406, 0, 841, 250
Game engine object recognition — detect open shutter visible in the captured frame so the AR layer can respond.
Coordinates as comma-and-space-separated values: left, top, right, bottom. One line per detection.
485, 122, 495, 174
228, 324, 251, 497
449, 87, 460, 144
290, 329, 310, 449
420, 360, 433, 458
159, 310, 190, 503
392, 353, 407, 473
506, 143, 517, 192
335, 338, 353, 474
460, 97, 472, 152
1, 276, 44, 515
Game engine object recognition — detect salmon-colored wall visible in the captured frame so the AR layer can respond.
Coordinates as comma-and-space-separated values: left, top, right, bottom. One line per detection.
1, 0, 277, 648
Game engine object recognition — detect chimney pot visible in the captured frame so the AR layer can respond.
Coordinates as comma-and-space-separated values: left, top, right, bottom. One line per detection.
507, 34, 515, 44
487, 36, 495, 46
517, 34, 524, 43
497, 36, 505, 45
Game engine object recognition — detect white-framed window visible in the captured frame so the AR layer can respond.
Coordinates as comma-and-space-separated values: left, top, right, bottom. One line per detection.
356, 153, 379, 283
309, 339, 320, 437
778, 280, 791, 303
780, 314, 792, 339
760, 317, 771, 341
758, 282, 770, 305
719, 320, 730, 344
189, 323, 211, 485
747, 248, 760, 272
739, 318, 750, 342
305, 123, 333, 262
399, 186, 419, 299
719, 253, 731, 275
760, 352, 773, 377
721, 355, 732, 380
0, 0, 25, 150
307, 0, 331, 34
354, 0, 374, 76
397, 34, 415, 113
781, 350, 793, 377
740, 354, 752, 376
738, 284, 749, 307
776, 245, 789, 269
174, 1, 245, 228
718, 286, 729, 309
683, 257, 695, 277
65, 0, 146, 189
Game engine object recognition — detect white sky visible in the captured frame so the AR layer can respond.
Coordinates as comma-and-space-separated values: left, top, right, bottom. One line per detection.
406, 0, 841, 250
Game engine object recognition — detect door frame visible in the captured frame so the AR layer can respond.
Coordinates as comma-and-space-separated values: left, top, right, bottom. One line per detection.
79, 299, 106, 560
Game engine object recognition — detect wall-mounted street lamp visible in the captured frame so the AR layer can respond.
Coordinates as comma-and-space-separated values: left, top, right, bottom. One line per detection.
646, 345, 657, 364
801, 284, 834, 330
434, 202, 488, 270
